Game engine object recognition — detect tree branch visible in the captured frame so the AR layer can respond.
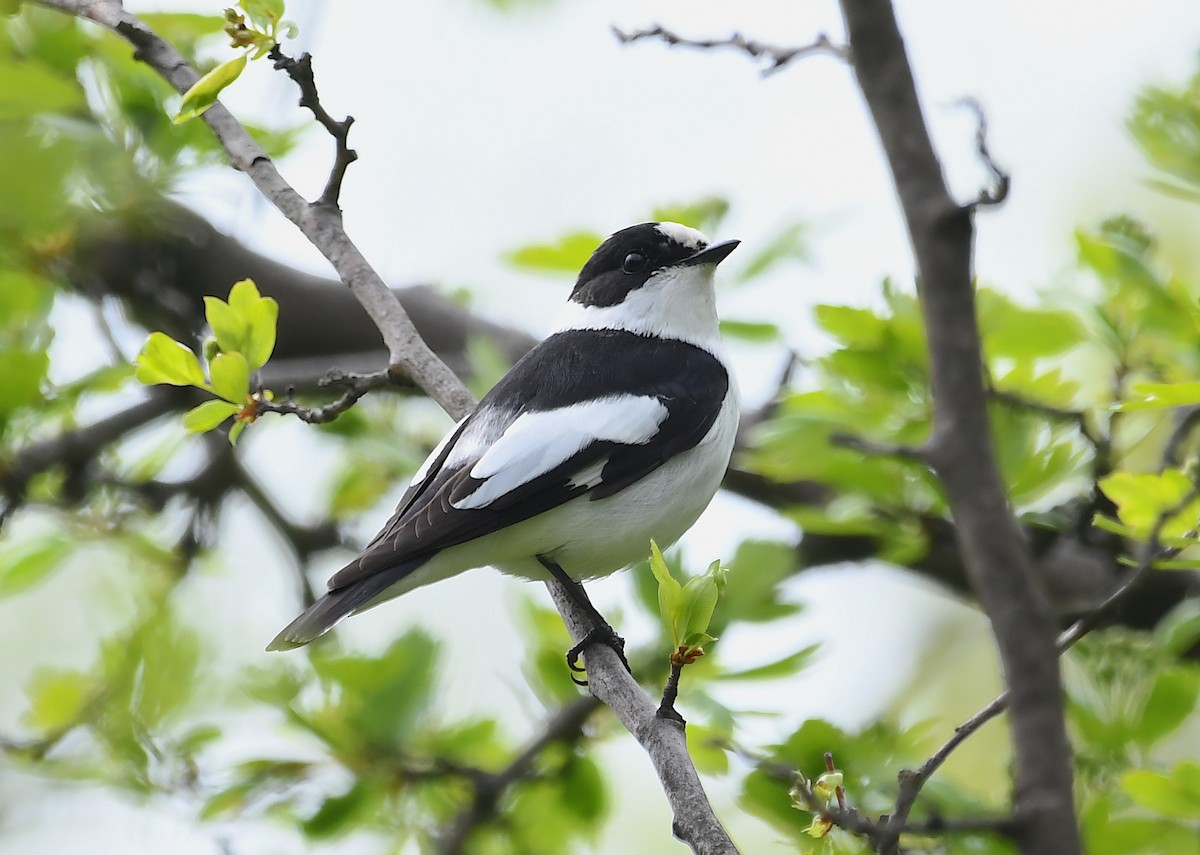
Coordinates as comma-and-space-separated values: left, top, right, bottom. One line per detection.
437, 696, 601, 854
38, 0, 474, 420
267, 46, 357, 208
547, 584, 738, 854
613, 24, 847, 76
837, 1, 1080, 852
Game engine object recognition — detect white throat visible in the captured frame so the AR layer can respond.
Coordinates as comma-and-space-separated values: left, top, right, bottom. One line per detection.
554, 264, 725, 356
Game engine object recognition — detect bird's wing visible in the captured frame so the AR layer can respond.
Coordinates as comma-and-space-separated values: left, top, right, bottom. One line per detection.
327, 331, 729, 591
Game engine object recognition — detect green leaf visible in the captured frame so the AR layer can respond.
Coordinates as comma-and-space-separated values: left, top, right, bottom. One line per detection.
1155, 601, 1200, 656
0, 348, 49, 414
978, 289, 1086, 360
1099, 469, 1200, 541
229, 419, 248, 445
722, 645, 819, 681
203, 279, 277, 370
560, 755, 607, 822
1136, 669, 1200, 746
679, 570, 721, 646
0, 536, 72, 597
0, 62, 83, 119
174, 54, 247, 124
302, 782, 379, 839
135, 332, 206, 387
1118, 382, 1200, 411
182, 400, 240, 433
686, 724, 730, 776
719, 319, 780, 341
648, 540, 683, 646
506, 231, 602, 274
23, 668, 89, 732
1122, 765, 1200, 820
813, 304, 888, 348
208, 351, 250, 403
229, 279, 278, 370
239, 0, 284, 29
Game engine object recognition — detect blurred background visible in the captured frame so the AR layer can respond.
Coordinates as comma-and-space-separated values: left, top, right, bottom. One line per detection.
3, 1, 1200, 852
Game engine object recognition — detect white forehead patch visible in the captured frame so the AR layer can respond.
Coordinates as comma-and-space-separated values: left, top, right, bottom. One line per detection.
655, 222, 709, 250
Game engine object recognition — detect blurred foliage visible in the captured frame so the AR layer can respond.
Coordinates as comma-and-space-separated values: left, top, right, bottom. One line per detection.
3, 5, 1200, 855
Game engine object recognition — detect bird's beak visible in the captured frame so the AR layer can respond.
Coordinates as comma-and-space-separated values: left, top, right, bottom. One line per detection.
680, 239, 740, 268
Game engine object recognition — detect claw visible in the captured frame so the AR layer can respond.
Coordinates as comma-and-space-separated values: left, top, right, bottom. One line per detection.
564, 625, 632, 686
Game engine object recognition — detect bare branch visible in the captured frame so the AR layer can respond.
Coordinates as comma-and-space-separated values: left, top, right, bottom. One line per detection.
956, 97, 1010, 208
267, 46, 357, 208
36, 0, 474, 420
255, 368, 405, 424
837, 0, 1080, 851
613, 24, 847, 76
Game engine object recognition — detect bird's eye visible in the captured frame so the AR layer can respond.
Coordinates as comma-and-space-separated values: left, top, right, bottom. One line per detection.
622, 251, 648, 274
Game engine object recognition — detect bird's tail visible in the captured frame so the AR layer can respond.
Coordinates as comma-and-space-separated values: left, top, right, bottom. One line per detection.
266, 561, 423, 651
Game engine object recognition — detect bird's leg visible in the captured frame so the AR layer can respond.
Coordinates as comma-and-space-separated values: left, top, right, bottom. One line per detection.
537, 555, 631, 685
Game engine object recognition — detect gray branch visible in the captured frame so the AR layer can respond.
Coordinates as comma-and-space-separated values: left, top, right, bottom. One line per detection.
837, 1, 1081, 852
37, 0, 474, 421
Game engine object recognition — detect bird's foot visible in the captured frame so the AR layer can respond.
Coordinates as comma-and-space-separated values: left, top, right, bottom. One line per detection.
566, 624, 631, 686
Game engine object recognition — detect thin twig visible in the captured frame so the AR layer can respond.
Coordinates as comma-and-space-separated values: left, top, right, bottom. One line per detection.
657, 659, 686, 722
612, 24, 848, 76
254, 368, 399, 424
437, 697, 600, 854
267, 46, 357, 208
885, 485, 1199, 842
830, 431, 928, 463
956, 97, 1009, 208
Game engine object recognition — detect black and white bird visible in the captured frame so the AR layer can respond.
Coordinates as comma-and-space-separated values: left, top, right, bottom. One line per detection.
269, 222, 740, 664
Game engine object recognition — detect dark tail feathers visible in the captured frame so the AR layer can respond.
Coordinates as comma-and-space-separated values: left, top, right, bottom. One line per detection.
267, 568, 408, 651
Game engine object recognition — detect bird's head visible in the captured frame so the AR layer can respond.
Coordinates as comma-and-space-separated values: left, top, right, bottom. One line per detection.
558, 222, 739, 348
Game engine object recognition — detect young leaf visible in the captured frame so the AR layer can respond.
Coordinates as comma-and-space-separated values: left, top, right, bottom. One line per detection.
233, 280, 278, 370
239, 0, 284, 29
208, 351, 250, 403
1099, 469, 1200, 541
0, 536, 72, 597
204, 295, 248, 356
135, 332, 206, 387
506, 231, 602, 274
649, 540, 683, 646
679, 572, 720, 646
174, 54, 247, 124
182, 400, 241, 433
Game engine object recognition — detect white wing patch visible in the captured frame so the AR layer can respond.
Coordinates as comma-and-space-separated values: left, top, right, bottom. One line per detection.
451, 395, 668, 510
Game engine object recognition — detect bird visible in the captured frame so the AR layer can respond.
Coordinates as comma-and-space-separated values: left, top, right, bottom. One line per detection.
269, 221, 740, 672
